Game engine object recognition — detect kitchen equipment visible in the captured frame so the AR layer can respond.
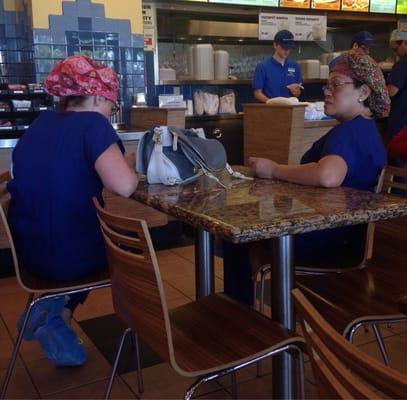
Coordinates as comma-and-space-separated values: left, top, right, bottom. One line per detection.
298, 59, 320, 79
214, 50, 229, 80
193, 44, 214, 80
159, 67, 176, 81
320, 53, 330, 65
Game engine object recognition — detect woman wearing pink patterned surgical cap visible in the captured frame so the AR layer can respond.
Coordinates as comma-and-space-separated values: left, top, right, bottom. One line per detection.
7, 56, 138, 367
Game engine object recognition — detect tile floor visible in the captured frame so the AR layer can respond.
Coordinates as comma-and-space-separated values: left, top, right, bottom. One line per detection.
0, 245, 406, 399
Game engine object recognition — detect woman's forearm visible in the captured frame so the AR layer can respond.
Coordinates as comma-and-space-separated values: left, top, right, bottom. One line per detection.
274, 157, 346, 188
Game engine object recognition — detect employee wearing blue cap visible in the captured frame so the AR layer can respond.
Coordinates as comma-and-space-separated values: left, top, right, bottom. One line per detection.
387, 30, 407, 139
252, 30, 303, 103
329, 31, 377, 71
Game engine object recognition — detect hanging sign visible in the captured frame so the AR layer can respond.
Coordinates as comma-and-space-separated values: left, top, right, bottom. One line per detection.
142, 3, 156, 51
259, 13, 327, 41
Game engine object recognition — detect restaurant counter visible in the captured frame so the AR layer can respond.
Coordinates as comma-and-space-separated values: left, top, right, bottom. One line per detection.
0, 130, 146, 172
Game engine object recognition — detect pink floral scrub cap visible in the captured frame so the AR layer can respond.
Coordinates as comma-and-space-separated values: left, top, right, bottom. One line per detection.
331, 50, 390, 119
44, 55, 119, 103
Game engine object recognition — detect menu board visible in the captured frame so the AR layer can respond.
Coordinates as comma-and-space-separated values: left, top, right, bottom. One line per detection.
341, 0, 369, 11
259, 13, 327, 41
279, 0, 311, 8
397, 0, 407, 13
208, 0, 278, 5
311, 0, 340, 10
370, 0, 396, 13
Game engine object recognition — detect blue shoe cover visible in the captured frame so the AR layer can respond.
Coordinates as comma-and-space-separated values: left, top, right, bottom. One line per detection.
17, 296, 65, 341
35, 316, 87, 367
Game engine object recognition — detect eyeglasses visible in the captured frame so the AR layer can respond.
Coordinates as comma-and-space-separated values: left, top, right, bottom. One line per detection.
322, 80, 355, 93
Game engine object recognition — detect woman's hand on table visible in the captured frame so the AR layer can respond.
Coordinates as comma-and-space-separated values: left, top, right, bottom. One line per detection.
248, 157, 279, 179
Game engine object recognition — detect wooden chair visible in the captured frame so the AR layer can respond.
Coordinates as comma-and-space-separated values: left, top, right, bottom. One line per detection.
93, 197, 306, 400
253, 168, 386, 315
0, 172, 142, 399
292, 288, 407, 399
296, 165, 407, 366
103, 189, 168, 228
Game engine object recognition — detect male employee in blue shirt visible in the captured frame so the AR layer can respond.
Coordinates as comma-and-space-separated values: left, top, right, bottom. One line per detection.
252, 30, 303, 103
329, 31, 377, 71
387, 30, 407, 139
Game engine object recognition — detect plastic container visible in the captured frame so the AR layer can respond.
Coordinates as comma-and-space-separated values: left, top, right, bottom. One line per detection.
214, 50, 229, 80
159, 67, 176, 81
298, 59, 320, 80
193, 44, 214, 80
319, 65, 329, 80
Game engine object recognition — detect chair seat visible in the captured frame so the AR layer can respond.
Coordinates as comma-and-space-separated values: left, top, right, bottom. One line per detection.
297, 261, 407, 335
19, 266, 110, 293
169, 293, 304, 377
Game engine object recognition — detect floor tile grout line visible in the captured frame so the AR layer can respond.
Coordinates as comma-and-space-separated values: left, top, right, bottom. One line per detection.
0, 314, 42, 399
162, 280, 195, 301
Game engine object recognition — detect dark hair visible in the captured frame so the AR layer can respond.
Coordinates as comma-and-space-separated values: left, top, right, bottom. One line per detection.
64, 96, 89, 109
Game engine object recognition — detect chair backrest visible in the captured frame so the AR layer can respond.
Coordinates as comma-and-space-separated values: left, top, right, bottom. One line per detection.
370, 165, 407, 265
293, 288, 407, 399
92, 197, 174, 364
0, 172, 21, 279
362, 167, 385, 261
0, 171, 11, 249
381, 165, 407, 194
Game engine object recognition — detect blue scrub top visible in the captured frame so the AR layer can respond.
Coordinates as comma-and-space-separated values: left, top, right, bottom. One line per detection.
296, 115, 386, 266
301, 115, 386, 191
387, 56, 407, 138
8, 110, 124, 281
252, 57, 303, 99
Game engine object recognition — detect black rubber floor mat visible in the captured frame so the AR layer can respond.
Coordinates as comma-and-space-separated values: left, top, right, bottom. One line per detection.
78, 314, 162, 374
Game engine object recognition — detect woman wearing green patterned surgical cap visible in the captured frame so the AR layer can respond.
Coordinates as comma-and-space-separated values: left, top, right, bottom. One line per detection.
224, 51, 390, 305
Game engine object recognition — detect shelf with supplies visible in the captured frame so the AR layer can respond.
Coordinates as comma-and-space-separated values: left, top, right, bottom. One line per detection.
0, 83, 54, 137
158, 79, 327, 86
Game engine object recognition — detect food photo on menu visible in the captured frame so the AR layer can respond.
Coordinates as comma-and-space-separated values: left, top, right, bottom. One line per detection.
397, 0, 407, 13
279, 0, 311, 8
369, 0, 396, 13
311, 0, 341, 10
341, 0, 369, 12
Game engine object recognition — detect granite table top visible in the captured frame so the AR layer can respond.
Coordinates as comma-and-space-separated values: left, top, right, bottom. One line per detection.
133, 172, 407, 244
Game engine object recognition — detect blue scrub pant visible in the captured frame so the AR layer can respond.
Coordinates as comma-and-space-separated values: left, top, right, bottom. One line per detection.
223, 225, 367, 306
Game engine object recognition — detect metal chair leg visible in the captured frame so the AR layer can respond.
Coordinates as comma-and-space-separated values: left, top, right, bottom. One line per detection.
230, 371, 237, 399
372, 324, 391, 366
256, 266, 269, 378
296, 346, 305, 400
132, 332, 144, 393
104, 328, 132, 400
1, 294, 34, 400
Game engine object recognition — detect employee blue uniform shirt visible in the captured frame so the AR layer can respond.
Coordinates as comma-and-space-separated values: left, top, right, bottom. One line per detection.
387, 56, 407, 138
8, 111, 124, 281
297, 115, 386, 266
252, 57, 303, 99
